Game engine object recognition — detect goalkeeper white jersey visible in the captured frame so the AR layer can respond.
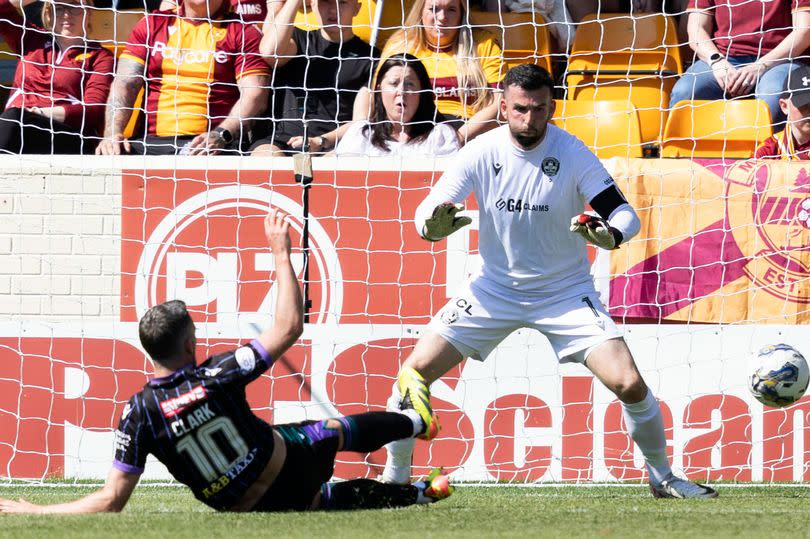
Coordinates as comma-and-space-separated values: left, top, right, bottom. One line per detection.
415, 124, 615, 300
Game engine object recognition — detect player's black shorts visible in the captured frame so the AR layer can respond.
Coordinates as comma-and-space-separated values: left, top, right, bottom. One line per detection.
251, 420, 340, 512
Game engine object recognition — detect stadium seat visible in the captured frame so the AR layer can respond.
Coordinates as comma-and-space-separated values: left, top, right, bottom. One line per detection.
374, 0, 417, 46
89, 9, 146, 56
552, 99, 643, 158
660, 99, 773, 158
565, 13, 681, 144
568, 12, 682, 74
469, 11, 552, 74
566, 78, 669, 145
294, 0, 377, 44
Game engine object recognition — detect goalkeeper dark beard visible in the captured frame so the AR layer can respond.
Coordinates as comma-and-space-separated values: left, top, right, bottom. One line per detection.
510, 124, 547, 150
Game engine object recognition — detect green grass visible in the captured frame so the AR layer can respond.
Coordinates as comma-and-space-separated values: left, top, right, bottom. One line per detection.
1, 485, 809, 538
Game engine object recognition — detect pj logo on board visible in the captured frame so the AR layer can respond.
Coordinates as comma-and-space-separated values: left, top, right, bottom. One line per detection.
125, 184, 343, 325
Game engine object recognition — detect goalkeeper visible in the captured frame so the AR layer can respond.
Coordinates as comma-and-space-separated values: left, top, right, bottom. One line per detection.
0, 210, 451, 514
383, 64, 717, 499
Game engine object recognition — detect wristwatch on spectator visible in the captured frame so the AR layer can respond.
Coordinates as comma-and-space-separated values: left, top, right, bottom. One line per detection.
314, 135, 327, 150
709, 53, 723, 66
213, 127, 233, 146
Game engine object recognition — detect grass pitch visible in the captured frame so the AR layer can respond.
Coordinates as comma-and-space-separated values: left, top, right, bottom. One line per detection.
0, 484, 807, 539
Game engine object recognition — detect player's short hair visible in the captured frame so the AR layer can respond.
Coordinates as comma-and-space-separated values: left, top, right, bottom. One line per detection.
139, 300, 194, 364
503, 64, 554, 94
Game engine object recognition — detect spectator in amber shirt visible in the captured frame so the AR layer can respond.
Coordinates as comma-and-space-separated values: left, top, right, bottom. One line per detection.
670, 0, 810, 125
0, 0, 114, 154
96, 0, 270, 155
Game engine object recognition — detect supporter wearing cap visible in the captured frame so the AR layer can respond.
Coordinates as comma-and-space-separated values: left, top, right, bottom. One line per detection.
756, 64, 810, 160
96, 0, 271, 155
0, 0, 114, 154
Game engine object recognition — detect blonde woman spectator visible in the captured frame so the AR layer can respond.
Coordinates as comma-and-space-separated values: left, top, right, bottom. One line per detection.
0, 0, 114, 154
336, 54, 459, 157
355, 0, 504, 145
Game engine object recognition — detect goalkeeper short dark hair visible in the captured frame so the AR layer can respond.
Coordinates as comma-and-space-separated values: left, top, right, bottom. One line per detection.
503, 64, 554, 94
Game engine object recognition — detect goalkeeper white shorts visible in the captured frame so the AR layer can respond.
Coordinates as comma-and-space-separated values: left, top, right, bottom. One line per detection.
427, 281, 623, 364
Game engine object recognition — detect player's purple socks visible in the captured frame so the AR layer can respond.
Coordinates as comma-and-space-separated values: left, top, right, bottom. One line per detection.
621, 389, 672, 485
319, 479, 418, 510
334, 411, 414, 452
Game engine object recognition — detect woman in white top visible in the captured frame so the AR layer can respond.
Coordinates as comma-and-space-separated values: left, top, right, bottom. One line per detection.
336, 54, 460, 157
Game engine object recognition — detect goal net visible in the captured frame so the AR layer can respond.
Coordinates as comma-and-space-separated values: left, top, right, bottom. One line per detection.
1, 1, 809, 486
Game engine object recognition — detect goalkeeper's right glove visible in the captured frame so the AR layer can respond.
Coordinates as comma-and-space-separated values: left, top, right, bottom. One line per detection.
422, 202, 472, 241
569, 212, 622, 250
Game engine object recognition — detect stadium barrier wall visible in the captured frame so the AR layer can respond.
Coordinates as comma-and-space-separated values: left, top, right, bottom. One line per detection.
1, 155, 810, 483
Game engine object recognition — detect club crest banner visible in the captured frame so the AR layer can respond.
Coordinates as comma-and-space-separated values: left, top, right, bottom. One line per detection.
608, 158, 810, 324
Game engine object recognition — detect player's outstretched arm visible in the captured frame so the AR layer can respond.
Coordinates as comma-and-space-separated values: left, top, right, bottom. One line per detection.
0, 467, 140, 514
255, 209, 304, 360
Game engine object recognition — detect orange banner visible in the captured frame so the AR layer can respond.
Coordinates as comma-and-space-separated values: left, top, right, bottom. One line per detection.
609, 158, 810, 324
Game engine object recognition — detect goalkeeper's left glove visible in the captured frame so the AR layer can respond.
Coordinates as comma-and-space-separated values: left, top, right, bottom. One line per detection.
570, 212, 622, 250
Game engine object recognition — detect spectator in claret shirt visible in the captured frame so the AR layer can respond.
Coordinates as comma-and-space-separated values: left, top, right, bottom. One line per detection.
0, 0, 114, 154
95, 0, 271, 155
250, 0, 380, 156
669, 0, 810, 126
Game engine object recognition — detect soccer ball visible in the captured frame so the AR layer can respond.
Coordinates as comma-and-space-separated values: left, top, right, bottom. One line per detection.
748, 344, 810, 408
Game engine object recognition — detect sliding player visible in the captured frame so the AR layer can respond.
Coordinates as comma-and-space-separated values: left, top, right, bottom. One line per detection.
382, 64, 717, 499
0, 210, 451, 514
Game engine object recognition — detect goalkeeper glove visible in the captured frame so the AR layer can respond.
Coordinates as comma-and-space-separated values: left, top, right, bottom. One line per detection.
422, 202, 472, 241
570, 212, 622, 250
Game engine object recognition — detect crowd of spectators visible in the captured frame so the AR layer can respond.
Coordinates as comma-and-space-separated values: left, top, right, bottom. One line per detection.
0, 0, 808, 158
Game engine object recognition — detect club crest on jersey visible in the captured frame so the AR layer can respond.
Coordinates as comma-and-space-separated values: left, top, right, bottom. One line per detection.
541, 157, 560, 177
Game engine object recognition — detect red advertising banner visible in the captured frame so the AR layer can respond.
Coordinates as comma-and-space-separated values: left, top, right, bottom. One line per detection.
120, 168, 455, 325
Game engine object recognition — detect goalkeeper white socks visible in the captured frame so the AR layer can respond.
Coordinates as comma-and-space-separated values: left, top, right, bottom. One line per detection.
381, 385, 416, 484
621, 389, 672, 486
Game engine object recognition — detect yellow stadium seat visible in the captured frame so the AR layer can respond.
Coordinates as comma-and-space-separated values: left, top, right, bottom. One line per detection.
569, 12, 682, 75
552, 99, 643, 158
375, 0, 416, 47
566, 76, 669, 145
661, 99, 773, 158
566, 13, 681, 144
294, 0, 377, 44
89, 9, 146, 56
469, 11, 552, 74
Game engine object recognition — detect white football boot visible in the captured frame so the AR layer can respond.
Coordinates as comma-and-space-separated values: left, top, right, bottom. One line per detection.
650, 475, 718, 499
